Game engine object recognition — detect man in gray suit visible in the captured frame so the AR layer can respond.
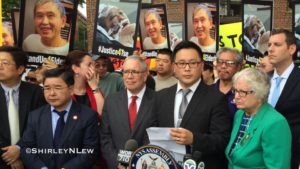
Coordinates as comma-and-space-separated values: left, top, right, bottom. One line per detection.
100, 55, 155, 168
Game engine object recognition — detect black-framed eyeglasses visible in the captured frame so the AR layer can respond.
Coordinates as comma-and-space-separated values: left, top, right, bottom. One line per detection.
123, 70, 145, 76
216, 59, 236, 67
232, 89, 254, 97
174, 61, 201, 69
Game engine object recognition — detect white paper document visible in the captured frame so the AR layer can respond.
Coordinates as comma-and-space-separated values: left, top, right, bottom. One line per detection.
146, 127, 186, 163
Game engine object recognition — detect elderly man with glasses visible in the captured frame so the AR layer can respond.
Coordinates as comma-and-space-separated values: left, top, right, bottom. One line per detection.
212, 47, 244, 120
100, 55, 155, 169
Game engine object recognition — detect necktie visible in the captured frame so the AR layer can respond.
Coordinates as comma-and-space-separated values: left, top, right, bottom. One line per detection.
179, 89, 191, 119
53, 110, 67, 148
129, 96, 138, 130
8, 89, 20, 145
270, 77, 283, 107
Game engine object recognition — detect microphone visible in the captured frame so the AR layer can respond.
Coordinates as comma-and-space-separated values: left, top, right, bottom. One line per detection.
117, 139, 138, 168
183, 153, 197, 169
192, 151, 202, 164
193, 151, 205, 169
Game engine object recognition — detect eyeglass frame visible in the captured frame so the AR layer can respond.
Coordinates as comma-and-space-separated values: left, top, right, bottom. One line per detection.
174, 61, 202, 69
216, 59, 237, 67
232, 88, 254, 97
122, 70, 146, 76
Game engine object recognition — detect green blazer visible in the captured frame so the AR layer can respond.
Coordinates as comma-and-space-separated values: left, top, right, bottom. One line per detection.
225, 102, 291, 169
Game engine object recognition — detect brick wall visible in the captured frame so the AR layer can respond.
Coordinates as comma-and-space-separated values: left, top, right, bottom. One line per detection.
273, 0, 292, 30
86, 0, 97, 52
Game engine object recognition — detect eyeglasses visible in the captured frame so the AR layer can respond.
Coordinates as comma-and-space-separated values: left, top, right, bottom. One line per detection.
174, 61, 201, 69
43, 86, 68, 93
0, 60, 15, 67
232, 89, 254, 97
216, 59, 236, 67
123, 70, 145, 76
25, 76, 37, 82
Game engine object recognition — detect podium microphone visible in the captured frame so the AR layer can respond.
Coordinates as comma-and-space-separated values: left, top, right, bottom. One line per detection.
192, 151, 205, 169
183, 153, 196, 169
117, 139, 138, 168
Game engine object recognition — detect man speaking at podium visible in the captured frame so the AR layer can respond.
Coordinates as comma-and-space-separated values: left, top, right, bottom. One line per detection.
151, 41, 232, 169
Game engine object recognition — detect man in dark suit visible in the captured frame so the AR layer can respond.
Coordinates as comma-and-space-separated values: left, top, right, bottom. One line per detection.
21, 68, 99, 169
267, 29, 300, 169
100, 55, 155, 169
0, 46, 45, 169
152, 41, 232, 169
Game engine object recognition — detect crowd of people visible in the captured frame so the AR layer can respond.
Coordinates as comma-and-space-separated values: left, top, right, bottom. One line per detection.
1, 19, 300, 169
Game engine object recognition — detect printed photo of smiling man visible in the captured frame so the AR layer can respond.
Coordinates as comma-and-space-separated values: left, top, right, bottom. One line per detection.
187, 2, 217, 53
21, 0, 74, 56
140, 5, 170, 51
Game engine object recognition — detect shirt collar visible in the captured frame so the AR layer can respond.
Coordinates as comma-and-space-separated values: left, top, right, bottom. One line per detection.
51, 100, 73, 113
127, 85, 146, 100
176, 78, 201, 93
0, 81, 21, 94
273, 62, 294, 80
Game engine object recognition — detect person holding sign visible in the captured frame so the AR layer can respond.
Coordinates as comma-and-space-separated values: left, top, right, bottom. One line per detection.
190, 4, 216, 53
143, 8, 168, 50
2, 22, 15, 46
22, 0, 69, 56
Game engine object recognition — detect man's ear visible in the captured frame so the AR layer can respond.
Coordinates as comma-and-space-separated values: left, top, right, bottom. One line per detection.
17, 66, 26, 76
288, 44, 297, 57
72, 64, 79, 74
61, 15, 67, 28
69, 85, 74, 95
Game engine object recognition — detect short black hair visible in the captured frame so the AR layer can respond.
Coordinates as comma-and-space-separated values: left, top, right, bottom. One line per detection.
157, 48, 173, 62
0, 46, 28, 68
172, 41, 203, 61
43, 68, 74, 86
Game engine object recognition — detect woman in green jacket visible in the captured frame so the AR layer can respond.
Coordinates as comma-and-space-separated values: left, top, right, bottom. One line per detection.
225, 68, 291, 169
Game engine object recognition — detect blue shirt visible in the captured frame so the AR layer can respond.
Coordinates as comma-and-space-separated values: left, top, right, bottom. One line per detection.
51, 100, 72, 137
212, 80, 237, 119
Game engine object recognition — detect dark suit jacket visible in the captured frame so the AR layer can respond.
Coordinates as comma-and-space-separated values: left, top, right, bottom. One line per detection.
152, 82, 232, 169
0, 81, 45, 169
100, 88, 155, 169
20, 102, 99, 169
273, 66, 300, 168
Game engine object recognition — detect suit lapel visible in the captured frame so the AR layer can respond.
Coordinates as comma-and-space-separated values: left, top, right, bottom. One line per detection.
60, 102, 80, 147
276, 67, 300, 108
226, 111, 243, 157
181, 82, 206, 127
119, 91, 131, 135
230, 103, 268, 155
167, 86, 177, 127
0, 86, 10, 143
132, 88, 151, 135
40, 105, 54, 148
19, 82, 29, 134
